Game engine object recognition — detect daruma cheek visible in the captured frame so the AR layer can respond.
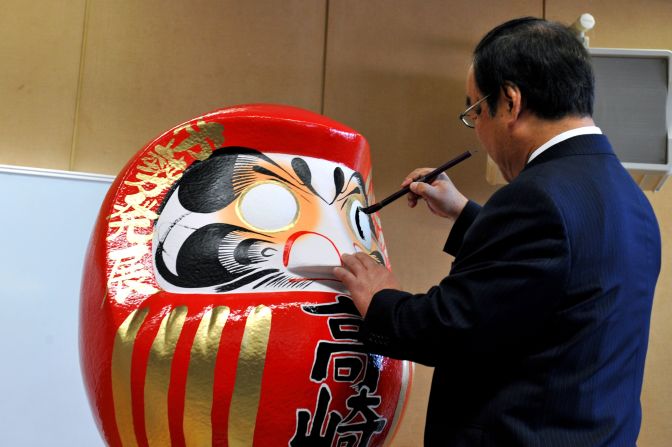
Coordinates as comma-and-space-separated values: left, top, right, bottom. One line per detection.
80, 104, 409, 446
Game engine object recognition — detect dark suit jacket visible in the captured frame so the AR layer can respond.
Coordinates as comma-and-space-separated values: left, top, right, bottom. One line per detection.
362, 135, 661, 446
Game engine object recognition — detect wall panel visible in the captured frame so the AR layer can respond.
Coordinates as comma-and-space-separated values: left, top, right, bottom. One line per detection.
0, 0, 86, 169
323, 2, 542, 445
546, 0, 672, 49
71, 0, 326, 175
545, 3, 672, 446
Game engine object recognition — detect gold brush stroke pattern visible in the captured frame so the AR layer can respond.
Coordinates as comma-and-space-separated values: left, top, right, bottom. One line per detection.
228, 305, 273, 447
183, 306, 230, 446
144, 306, 188, 447
107, 120, 225, 304
111, 308, 150, 447
382, 360, 412, 447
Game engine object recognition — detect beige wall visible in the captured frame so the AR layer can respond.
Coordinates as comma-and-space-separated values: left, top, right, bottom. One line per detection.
1, 1, 669, 445
0, 0, 327, 172
0, 0, 86, 170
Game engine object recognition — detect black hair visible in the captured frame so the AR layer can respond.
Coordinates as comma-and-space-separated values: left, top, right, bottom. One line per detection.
473, 17, 594, 119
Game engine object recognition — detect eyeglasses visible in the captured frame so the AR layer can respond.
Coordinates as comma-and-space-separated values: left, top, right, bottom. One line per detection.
459, 94, 490, 128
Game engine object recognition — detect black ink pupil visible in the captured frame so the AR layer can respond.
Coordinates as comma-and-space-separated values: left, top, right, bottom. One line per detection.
354, 207, 366, 240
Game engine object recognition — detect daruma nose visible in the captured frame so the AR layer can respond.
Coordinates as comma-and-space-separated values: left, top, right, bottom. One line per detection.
284, 231, 343, 278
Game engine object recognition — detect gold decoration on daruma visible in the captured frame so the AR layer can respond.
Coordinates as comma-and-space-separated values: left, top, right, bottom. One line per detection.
144, 306, 188, 447
228, 305, 272, 447
111, 308, 149, 447
105, 120, 225, 304
183, 306, 230, 445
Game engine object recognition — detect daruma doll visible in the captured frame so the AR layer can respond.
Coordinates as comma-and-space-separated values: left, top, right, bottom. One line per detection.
80, 104, 411, 447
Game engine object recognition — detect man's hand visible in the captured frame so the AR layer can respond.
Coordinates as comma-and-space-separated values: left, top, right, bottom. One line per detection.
333, 253, 400, 317
403, 168, 468, 222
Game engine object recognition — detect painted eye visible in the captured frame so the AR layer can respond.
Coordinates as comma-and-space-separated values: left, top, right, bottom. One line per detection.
347, 197, 373, 250
237, 182, 299, 232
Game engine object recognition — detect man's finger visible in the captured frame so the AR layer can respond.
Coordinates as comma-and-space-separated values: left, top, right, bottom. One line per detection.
410, 181, 428, 198
412, 181, 442, 200
333, 266, 356, 285
401, 168, 434, 188
353, 252, 380, 270
340, 253, 366, 275
407, 191, 419, 208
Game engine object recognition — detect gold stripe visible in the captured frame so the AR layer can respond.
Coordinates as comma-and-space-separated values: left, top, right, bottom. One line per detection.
382, 360, 413, 447
111, 308, 149, 447
183, 306, 230, 446
144, 306, 188, 447
228, 305, 272, 447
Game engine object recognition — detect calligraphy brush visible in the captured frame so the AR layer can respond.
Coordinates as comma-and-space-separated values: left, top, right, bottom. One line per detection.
358, 149, 475, 215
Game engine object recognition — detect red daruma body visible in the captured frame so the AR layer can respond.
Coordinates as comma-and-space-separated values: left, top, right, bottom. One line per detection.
80, 104, 411, 447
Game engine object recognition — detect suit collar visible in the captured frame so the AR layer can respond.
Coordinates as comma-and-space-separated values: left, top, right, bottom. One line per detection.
524, 134, 615, 171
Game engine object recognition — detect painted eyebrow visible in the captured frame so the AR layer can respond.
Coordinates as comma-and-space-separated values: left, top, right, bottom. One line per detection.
338, 187, 362, 209
336, 172, 365, 208
252, 165, 307, 192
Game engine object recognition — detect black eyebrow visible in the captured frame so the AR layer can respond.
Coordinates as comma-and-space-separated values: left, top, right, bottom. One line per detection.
253, 165, 292, 184
336, 171, 366, 208
338, 187, 362, 209
291, 157, 325, 202
252, 165, 308, 193
333, 167, 345, 203
232, 148, 312, 192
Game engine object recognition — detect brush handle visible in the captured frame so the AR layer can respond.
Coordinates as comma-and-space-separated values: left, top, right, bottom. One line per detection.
360, 150, 473, 214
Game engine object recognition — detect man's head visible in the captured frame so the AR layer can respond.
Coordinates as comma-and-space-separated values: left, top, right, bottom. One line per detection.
464, 17, 596, 180
473, 17, 594, 119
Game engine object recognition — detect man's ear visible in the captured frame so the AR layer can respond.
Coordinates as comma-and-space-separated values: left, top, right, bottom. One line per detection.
501, 81, 522, 120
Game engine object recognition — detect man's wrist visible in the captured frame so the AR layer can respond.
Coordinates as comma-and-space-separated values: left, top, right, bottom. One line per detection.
449, 195, 469, 222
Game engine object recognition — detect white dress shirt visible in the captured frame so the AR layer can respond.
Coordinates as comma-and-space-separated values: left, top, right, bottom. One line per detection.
527, 126, 602, 164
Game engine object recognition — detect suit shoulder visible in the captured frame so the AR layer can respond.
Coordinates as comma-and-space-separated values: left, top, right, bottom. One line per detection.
487, 174, 559, 212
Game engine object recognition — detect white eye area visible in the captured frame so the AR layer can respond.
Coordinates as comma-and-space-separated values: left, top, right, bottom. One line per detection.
348, 198, 372, 249
237, 182, 299, 232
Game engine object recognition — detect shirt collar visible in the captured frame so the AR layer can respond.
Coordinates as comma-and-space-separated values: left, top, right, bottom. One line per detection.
527, 126, 602, 164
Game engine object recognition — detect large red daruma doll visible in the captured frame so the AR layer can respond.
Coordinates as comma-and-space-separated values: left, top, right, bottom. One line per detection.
80, 104, 411, 447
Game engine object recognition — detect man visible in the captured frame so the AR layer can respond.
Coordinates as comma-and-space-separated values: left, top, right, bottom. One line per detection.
333, 17, 661, 446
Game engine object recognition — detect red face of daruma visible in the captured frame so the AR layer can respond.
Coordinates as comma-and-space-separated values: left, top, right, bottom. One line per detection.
79, 105, 411, 447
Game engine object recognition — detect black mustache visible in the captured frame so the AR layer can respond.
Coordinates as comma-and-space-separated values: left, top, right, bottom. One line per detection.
157, 223, 380, 291
156, 223, 278, 289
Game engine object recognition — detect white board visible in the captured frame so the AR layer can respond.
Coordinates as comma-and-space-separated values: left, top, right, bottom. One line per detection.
0, 166, 112, 446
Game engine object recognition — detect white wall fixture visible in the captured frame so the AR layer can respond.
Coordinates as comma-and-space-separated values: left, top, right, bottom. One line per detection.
590, 48, 672, 191
570, 13, 596, 47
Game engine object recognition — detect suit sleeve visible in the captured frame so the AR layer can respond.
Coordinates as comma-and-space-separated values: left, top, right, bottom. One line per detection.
443, 200, 482, 256
360, 183, 570, 366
